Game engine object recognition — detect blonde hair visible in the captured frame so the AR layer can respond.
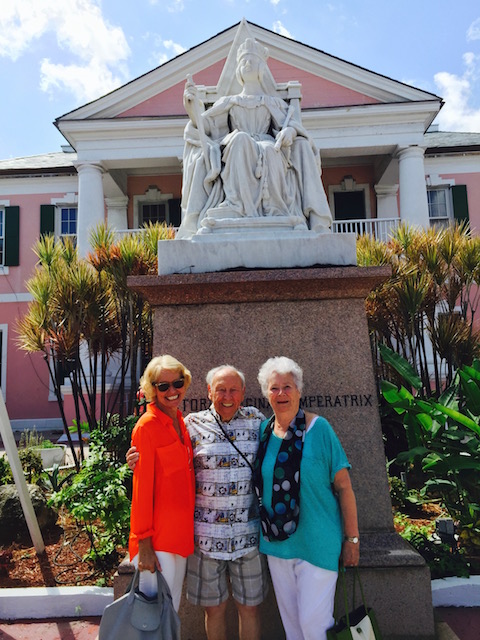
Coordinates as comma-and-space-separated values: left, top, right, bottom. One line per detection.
140, 355, 192, 403
257, 356, 303, 397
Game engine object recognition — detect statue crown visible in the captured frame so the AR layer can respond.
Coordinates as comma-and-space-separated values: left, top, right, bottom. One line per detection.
237, 38, 268, 63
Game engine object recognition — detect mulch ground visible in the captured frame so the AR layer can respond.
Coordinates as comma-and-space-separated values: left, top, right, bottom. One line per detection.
0, 512, 126, 588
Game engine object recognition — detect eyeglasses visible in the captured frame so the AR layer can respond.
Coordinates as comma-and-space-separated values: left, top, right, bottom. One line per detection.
153, 378, 185, 393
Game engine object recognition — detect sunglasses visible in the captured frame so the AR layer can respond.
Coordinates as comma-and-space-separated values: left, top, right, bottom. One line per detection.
153, 378, 185, 393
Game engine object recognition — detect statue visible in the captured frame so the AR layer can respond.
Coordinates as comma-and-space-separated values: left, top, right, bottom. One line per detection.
177, 38, 332, 239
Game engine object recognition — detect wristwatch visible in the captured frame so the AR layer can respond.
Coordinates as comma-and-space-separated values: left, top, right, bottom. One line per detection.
344, 536, 359, 544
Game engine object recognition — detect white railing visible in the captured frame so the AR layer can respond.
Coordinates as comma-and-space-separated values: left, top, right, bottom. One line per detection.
116, 218, 400, 242
332, 218, 400, 242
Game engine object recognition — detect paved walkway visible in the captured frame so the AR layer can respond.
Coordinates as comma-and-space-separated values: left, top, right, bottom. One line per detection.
0, 617, 100, 640
1, 610, 480, 640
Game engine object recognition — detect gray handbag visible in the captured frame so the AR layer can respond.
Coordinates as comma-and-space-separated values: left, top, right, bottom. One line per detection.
99, 569, 181, 640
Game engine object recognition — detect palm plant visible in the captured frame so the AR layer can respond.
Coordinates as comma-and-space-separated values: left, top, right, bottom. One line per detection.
363, 223, 480, 397
17, 223, 174, 469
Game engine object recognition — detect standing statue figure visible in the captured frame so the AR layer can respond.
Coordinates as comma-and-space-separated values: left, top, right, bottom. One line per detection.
177, 37, 332, 239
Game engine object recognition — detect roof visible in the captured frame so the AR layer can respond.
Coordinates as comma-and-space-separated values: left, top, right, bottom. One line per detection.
0, 150, 77, 175
424, 131, 480, 153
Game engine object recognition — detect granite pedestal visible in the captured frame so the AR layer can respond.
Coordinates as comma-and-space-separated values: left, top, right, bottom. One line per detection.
128, 265, 435, 640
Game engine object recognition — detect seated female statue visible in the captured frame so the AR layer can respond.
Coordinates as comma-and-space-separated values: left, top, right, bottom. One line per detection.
177, 37, 332, 238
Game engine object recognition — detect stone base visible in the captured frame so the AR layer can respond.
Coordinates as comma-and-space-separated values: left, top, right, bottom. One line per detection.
157, 231, 356, 275
114, 537, 435, 640
114, 557, 285, 640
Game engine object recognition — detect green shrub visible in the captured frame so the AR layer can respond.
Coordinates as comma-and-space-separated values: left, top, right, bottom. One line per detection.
18, 448, 43, 483
0, 456, 12, 485
49, 444, 132, 566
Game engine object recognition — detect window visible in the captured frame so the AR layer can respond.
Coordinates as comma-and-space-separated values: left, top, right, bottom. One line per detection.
42, 195, 78, 244
60, 207, 78, 243
134, 187, 181, 229
328, 176, 370, 222
427, 188, 451, 227
333, 191, 366, 221
141, 202, 168, 225
139, 200, 181, 227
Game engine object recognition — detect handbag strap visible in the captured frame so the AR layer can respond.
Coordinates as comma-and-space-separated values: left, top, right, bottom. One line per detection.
335, 567, 369, 626
127, 569, 141, 604
156, 567, 174, 603
127, 568, 174, 605
209, 409, 255, 474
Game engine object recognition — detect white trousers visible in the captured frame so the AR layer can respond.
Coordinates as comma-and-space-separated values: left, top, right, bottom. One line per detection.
131, 552, 187, 612
267, 555, 338, 640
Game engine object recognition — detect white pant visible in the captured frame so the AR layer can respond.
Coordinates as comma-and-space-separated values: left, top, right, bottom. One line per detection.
267, 555, 338, 640
131, 552, 187, 612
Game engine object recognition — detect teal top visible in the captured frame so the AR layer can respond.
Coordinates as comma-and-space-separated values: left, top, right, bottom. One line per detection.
258, 416, 350, 571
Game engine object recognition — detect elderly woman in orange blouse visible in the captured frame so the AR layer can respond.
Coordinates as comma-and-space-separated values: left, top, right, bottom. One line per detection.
129, 355, 195, 611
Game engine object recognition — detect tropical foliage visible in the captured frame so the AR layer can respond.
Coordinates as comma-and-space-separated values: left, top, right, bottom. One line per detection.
359, 223, 480, 395
381, 345, 480, 556
16, 223, 174, 468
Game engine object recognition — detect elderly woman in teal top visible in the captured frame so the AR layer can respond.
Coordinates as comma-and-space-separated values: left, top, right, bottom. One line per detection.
253, 357, 359, 640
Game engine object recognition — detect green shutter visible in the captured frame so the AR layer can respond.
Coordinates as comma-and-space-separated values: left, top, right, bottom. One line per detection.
40, 204, 55, 236
452, 185, 469, 224
4, 206, 19, 266
169, 198, 182, 227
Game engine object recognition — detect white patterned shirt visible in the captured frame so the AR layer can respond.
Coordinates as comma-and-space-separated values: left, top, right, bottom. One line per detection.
185, 405, 265, 560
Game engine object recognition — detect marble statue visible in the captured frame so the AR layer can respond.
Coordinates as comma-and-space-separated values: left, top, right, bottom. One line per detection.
177, 38, 332, 239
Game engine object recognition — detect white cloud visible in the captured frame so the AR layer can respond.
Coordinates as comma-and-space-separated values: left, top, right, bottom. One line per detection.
272, 21, 292, 38
270, 0, 281, 5
40, 58, 127, 103
467, 18, 480, 41
167, 0, 185, 12
151, 38, 186, 67
0, 0, 130, 102
147, 0, 184, 8
0, 0, 51, 60
434, 53, 480, 132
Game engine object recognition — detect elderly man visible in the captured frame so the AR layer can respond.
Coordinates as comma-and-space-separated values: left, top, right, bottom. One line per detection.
128, 365, 268, 640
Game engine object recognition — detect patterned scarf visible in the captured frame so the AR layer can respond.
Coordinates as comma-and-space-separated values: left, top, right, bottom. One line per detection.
253, 409, 306, 541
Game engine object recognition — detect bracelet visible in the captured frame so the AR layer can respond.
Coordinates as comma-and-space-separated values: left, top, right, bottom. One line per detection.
344, 536, 359, 544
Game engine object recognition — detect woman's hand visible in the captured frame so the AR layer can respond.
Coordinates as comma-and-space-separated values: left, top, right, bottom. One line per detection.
138, 537, 161, 573
341, 539, 360, 567
126, 446, 139, 471
183, 75, 204, 128
334, 468, 360, 568
274, 126, 296, 150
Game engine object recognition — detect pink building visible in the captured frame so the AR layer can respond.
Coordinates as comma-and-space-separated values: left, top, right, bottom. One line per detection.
1, 20, 479, 431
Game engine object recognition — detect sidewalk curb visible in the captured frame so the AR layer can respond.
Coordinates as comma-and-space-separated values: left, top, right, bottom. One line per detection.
432, 576, 480, 607
0, 586, 113, 620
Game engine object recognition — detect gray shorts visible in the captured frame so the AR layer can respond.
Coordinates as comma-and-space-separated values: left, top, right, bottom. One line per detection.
186, 547, 269, 607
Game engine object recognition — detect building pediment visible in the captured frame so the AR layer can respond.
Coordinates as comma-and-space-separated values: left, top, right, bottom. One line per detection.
56, 19, 442, 125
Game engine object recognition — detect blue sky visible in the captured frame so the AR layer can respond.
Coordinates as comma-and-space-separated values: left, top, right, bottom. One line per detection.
1, 0, 479, 159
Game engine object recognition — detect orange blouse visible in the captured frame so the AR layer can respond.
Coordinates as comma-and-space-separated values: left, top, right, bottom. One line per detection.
129, 402, 195, 560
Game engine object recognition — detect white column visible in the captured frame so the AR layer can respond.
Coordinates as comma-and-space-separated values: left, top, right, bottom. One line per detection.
374, 184, 400, 241
76, 163, 105, 256
396, 146, 429, 228
105, 196, 129, 230
374, 184, 399, 219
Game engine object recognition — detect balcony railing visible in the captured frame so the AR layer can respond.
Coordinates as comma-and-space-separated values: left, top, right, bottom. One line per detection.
116, 217, 400, 242
331, 218, 400, 242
